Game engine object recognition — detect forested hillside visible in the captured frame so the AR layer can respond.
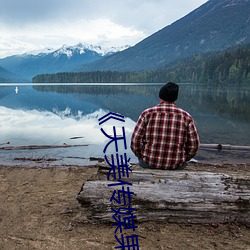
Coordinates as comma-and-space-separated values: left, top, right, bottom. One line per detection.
75, 0, 250, 72
33, 43, 250, 85
152, 43, 250, 84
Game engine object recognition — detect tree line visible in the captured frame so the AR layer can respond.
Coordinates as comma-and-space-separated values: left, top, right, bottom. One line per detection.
32, 43, 250, 85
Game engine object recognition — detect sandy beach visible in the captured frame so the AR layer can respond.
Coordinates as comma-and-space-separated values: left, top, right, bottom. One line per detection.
0, 163, 249, 250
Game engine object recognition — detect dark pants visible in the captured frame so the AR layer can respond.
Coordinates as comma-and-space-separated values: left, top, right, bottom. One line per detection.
138, 158, 188, 170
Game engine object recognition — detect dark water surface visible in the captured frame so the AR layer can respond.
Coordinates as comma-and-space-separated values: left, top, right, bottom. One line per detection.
0, 83, 250, 166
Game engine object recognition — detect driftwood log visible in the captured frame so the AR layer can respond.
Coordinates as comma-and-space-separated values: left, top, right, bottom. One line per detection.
200, 143, 250, 151
0, 144, 88, 150
76, 164, 250, 225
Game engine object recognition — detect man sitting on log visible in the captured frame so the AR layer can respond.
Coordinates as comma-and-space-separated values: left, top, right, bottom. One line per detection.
130, 82, 200, 170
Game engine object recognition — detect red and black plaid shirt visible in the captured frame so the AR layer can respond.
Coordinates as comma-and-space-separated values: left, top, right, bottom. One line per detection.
130, 102, 200, 169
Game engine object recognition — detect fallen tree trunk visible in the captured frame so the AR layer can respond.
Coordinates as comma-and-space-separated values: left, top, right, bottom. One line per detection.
0, 144, 88, 150
77, 165, 250, 225
200, 143, 250, 151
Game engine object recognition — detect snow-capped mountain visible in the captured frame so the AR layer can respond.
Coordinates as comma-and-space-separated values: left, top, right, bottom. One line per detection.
51, 43, 130, 58
0, 43, 130, 82
29, 43, 130, 58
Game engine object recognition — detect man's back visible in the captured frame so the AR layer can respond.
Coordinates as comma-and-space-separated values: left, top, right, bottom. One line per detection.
130, 82, 199, 170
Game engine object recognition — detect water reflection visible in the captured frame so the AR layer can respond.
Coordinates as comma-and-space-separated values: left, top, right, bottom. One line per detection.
32, 84, 250, 146
33, 83, 250, 122
178, 84, 250, 123
0, 83, 250, 165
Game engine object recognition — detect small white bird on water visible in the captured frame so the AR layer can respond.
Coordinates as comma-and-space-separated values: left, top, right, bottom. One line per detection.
15, 86, 18, 94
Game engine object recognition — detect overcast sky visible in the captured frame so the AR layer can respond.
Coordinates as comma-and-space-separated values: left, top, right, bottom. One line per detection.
0, 0, 208, 58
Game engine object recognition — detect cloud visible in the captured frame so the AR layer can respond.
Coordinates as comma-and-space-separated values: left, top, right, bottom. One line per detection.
0, 0, 208, 57
0, 0, 74, 25
0, 0, 207, 31
0, 17, 145, 57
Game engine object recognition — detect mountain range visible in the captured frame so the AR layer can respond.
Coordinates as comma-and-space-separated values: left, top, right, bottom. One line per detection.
0, 44, 129, 82
0, 66, 24, 83
0, 0, 249, 82
75, 0, 250, 72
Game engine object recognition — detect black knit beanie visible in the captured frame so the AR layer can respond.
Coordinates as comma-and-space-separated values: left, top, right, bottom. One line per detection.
159, 82, 179, 102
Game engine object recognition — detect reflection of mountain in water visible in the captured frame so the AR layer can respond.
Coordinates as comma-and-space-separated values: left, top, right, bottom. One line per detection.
179, 84, 250, 123
33, 84, 160, 120
33, 84, 250, 123
1, 83, 250, 158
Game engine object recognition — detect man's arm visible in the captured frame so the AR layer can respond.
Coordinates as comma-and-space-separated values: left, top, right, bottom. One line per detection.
185, 119, 200, 161
130, 113, 146, 158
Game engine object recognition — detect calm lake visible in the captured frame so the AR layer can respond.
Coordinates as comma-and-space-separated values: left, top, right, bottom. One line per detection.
0, 83, 250, 166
